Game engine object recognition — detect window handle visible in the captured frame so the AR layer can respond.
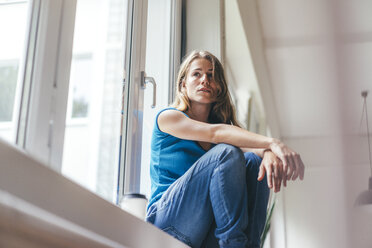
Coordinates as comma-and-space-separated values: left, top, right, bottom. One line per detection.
140, 71, 157, 108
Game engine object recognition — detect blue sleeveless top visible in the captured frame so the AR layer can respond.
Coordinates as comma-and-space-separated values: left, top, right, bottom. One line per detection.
147, 107, 207, 209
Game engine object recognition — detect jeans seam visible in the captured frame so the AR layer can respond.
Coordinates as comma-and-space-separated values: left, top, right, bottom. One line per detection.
162, 226, 193, 247
216, 165, 232, 223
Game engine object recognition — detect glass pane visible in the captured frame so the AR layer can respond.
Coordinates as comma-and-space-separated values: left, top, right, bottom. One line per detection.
0, 1, 30, 143
62, 0, 128, 203
140, 0, 173, 199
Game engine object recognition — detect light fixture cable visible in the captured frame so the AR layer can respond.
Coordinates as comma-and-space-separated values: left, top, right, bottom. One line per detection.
361, 91, 372, 175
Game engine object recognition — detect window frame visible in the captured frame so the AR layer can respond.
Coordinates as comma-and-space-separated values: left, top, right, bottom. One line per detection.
119, 0, 183, 202
15, 0, 77, 171
119, 0, 148, 199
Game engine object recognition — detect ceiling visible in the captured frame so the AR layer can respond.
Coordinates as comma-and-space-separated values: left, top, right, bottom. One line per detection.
228, 0, 372, 139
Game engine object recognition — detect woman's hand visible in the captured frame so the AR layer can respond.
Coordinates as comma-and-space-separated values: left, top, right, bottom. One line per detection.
269, 140, 305, 183
257, 150, 284, 192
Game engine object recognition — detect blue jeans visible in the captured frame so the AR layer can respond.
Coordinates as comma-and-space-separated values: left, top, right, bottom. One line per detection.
146, 144, 270, 248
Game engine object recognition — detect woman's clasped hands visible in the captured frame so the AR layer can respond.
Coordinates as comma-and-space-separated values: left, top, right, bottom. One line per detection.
258, 139, 305, 193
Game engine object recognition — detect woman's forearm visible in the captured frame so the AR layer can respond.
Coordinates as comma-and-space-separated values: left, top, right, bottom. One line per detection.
213, 124, 277, 150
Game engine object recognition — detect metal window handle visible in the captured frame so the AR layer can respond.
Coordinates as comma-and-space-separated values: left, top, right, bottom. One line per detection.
141, 71, 157, 108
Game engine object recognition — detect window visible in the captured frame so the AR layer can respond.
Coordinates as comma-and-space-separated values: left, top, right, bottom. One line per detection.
61, 0, 128, 202
0, 0, 181, 207
0, 0, 30, 143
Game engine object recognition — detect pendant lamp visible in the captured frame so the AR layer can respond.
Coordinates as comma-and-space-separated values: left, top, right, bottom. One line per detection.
355, 91, 372, 206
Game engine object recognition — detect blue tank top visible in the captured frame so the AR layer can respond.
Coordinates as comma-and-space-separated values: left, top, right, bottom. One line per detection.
147, 107, 207, 209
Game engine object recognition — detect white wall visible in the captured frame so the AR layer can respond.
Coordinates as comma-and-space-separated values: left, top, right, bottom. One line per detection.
184, 0, 222, 59
184, 0, 372, 248
255, 0, 372, 247
224, 0, 264, 133
254, 0, 349, 247
336, 1, 372, 247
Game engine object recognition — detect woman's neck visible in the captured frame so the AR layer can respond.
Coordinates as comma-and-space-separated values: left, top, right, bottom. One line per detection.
186, 103, 211, 123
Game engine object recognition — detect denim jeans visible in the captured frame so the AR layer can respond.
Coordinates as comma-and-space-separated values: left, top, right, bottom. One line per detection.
146, 144, 270, 248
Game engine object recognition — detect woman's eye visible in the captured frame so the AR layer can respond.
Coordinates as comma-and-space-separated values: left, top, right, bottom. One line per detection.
193, 72, 200, 77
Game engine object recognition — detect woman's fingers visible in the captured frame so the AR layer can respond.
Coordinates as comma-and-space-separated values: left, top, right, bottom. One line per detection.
295, 154, 305, 180
287, 152, 305, 181
289, 153, 299, 180
282, 161, 288, 187
276, 162, 284, 192
270, 141, 305, 183
270, 142, 291, 181
277, 161, 284, 190
260, 150, 298, 192
273, 162, 280, 192
266, 141, 305, 189
264, 164, 273, 189
257, 164, 266, 181
285, 156, 295, 181
258, 162, 274, 189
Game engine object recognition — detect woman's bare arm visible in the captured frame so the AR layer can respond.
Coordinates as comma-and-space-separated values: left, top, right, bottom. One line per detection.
158, 109, 305, 181
158, 109, 274, 149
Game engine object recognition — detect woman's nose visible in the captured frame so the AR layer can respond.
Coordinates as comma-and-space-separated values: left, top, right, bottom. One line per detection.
201, 74, 210, 84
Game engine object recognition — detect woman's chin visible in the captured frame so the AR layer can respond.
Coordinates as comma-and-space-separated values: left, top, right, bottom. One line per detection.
190, 100, 216, 106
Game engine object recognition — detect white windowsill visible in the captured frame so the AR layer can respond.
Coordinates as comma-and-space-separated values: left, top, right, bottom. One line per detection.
0, 138, 188, 248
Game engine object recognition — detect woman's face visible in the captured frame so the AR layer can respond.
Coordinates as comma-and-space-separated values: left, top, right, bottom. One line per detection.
182, 58, 219, 105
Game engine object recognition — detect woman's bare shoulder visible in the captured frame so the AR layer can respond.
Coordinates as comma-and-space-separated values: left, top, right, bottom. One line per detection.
158, 109, 186, 122
157, 109, 188, 132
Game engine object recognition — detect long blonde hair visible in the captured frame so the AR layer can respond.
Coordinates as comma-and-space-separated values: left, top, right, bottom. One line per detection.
171, 50, 241, 127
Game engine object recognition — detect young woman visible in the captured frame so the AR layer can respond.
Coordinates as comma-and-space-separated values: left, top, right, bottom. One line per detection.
146, 51, 304, 248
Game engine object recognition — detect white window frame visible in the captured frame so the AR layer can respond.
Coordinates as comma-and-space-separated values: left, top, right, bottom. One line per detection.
119, 0, 182, 201
17, 0, 77, 171
119, 0, 149, 197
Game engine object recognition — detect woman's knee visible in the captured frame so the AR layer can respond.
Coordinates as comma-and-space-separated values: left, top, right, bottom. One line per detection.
211, 144, 246, 177
214, 143, 245, 165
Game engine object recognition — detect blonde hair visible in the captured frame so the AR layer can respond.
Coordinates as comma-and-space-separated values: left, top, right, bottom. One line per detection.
171, 50, 241, 127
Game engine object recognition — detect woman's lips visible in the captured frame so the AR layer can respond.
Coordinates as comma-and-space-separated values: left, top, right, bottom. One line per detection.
198, 87, 212, 93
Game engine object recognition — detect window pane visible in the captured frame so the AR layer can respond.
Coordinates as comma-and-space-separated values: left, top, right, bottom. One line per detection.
62, 0, 128, 203
0, 1, 30, 142
70, 54, 92, 118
